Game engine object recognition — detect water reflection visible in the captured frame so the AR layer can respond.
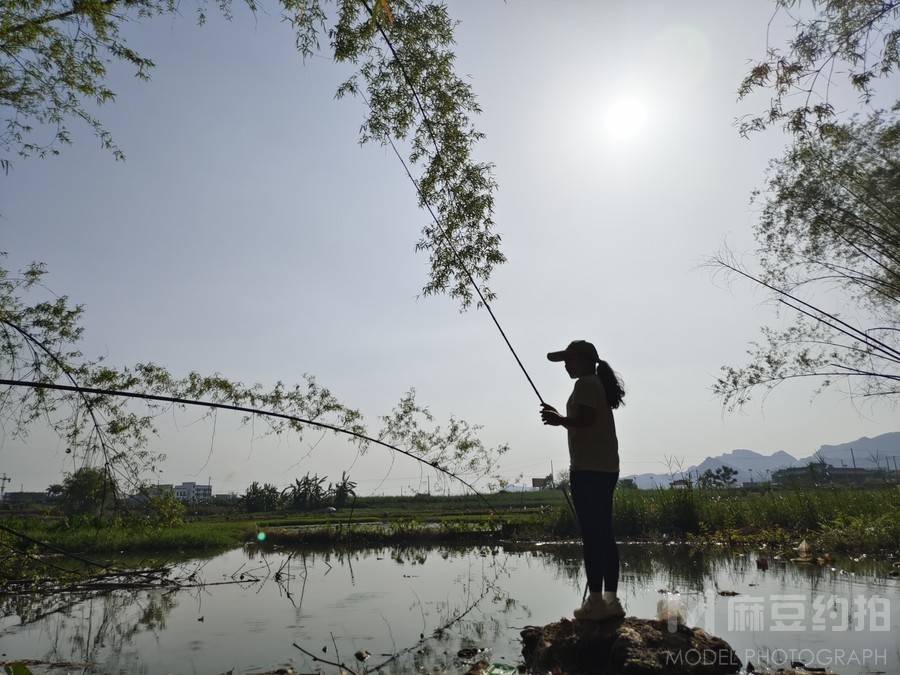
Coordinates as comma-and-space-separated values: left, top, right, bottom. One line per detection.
1, 543, 897, 674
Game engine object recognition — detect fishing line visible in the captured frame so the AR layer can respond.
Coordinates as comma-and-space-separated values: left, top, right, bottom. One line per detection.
358, 0, 545, 406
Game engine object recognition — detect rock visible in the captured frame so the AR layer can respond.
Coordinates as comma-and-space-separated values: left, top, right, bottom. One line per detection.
521, 617, 741, 674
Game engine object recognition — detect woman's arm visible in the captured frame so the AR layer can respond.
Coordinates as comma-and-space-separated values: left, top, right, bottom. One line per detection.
540, 403, 597, 428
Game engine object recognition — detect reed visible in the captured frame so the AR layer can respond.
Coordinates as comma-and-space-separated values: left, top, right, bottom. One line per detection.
4, 485, 896, 555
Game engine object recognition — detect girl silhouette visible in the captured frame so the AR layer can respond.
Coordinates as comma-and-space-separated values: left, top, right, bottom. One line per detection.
540, 340, 625, 621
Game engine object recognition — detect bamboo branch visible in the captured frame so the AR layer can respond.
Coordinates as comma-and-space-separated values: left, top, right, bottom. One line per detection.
0, 377, 494, 510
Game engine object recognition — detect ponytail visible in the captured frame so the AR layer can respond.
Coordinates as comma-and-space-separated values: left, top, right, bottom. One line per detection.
595, 359, 625, 409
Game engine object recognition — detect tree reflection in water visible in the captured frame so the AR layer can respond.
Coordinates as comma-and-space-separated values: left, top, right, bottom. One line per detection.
2, 543, 894, 674
3, 588, 179, 674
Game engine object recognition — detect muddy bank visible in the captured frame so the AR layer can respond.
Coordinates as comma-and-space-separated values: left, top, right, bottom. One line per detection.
520, 616, 741, 674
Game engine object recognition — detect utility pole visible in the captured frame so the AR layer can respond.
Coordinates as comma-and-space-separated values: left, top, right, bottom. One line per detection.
0, 473, 9, 499
427, 475, 430, 496
849, 447, 857, 469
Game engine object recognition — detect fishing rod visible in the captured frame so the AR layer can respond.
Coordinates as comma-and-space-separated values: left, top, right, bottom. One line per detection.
356, 3, 587, 533
358, 0, 545, 406
0, 377, 494, 510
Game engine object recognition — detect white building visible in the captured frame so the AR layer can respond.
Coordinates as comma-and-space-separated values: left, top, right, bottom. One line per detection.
172, 481, 212, 502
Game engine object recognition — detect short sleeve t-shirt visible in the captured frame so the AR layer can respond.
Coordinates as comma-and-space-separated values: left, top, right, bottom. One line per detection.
566, 375, 619, 472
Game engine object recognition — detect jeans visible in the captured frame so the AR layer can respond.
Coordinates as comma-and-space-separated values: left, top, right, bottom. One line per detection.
570, 469, 619, 593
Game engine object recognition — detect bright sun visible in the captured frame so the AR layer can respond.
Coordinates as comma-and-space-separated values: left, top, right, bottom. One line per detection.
604, 96, 649, 142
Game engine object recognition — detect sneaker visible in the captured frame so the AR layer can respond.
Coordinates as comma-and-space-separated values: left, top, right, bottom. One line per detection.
596, 597, 625, 620
573, 593, 604, 620
575, 595, 625, 621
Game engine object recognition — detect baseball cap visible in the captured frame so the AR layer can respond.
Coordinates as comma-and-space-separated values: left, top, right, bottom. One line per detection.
547, 340, 600, 362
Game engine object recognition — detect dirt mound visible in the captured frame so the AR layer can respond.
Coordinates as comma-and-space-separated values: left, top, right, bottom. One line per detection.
520, 616, 741, 674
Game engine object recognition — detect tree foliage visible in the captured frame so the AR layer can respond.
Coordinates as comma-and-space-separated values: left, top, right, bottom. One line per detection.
751, 109, 900, 313
715, 107, 900, 407
281, 472, 329, 510
331, 469, 356, 506
279, 470, 356, 509
377, 388, 510, 492
739, 0, 900, 136
0, 0, 502, 306
242, 481, 280, 512
135, 488, 186, 527
58, 466, 116, 515
697, 465, 739, 489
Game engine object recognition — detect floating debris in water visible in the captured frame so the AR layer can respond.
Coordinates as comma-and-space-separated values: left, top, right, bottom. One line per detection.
457, 647, 487, 660
791, 539, 814, 562
257, 531, 267, 542
656, 593, 685, 625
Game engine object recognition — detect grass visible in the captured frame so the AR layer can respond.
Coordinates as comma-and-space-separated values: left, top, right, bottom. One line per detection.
261, 520, 504, 546
3, 485, 898, 556
544, 485, 900, 553
2, 517, 255, 554
47, 521, 254, 553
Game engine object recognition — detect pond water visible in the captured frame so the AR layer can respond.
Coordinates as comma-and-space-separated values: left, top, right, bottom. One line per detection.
1, 543, 897, 674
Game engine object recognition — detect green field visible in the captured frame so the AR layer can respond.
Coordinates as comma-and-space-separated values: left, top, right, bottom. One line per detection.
3, 486, 898, 557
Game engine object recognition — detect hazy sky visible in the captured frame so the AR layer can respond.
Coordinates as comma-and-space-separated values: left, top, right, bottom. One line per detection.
2, 1, 897, 495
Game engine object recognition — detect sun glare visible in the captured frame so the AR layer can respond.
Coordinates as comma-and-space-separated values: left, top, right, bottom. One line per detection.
604, 96, 649, 142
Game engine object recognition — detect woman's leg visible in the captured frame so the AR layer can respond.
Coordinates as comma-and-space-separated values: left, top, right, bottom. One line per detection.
570, 469, 604, 593
597, 472, 619, 593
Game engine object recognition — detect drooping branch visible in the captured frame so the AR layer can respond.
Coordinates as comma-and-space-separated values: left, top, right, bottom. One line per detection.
0, 377, 496, 509
1, 259, 512, 517
738, 0, 900, 135
716, 257, 900, 361
1, 318, 121, 500
714, 107, 900, 408
292, 642, 361, 675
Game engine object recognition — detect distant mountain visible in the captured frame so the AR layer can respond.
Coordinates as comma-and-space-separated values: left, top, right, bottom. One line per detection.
626, 449, 800, 489
799, 432, 900, 470
625, 432, 899, 488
